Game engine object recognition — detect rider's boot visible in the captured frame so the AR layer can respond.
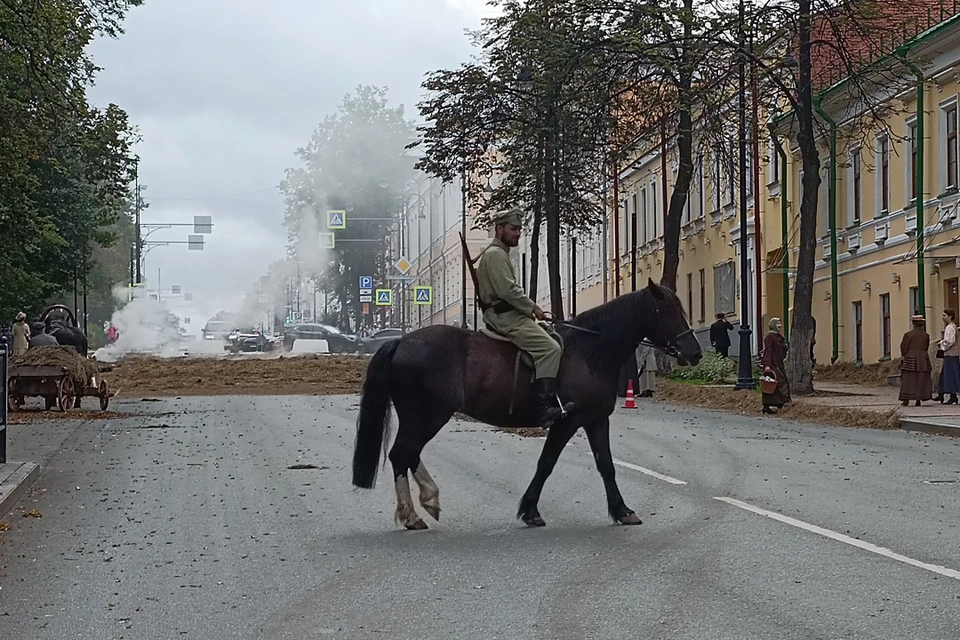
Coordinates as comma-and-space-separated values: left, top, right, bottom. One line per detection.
533, 377, 575, 430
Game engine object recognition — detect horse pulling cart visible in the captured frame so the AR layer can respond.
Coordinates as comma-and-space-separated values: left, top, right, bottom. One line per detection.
6, 364, 110, 412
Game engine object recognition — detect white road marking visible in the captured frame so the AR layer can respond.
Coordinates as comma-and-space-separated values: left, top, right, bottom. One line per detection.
590, 453, 687, 485
715, 496, 960, 581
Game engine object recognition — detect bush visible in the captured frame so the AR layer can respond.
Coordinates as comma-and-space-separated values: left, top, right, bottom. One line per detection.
670, 351, 736, 383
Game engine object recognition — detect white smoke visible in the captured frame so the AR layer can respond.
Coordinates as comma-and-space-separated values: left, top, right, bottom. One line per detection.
93, 285, 223, 362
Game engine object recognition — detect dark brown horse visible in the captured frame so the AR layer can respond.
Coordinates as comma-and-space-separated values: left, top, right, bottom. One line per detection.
351, 279, 702, 530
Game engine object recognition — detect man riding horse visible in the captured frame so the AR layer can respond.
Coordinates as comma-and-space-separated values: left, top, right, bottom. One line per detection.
475, 208, 575, 429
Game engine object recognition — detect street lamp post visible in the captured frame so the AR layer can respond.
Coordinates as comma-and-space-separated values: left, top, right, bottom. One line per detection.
735, 0, 755, 390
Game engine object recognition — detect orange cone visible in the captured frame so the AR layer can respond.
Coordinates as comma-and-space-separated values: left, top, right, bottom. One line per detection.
622, 379, 637, 409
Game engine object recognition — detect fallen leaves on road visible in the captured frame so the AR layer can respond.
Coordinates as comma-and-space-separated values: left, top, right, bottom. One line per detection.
102, 354, 369, 397
22, 509, 42, 518
656, 380, 900, 430
8, 409, 132, 424
495, 427, 547, 438
0, 522, 9, 532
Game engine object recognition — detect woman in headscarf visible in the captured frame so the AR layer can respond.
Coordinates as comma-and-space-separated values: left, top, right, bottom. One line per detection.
899, 314, 932, 406
761, 317, 791, 414
12, 312, 30, 357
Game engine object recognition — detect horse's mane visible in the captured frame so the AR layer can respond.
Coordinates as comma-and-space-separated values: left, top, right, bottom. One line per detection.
557, 291, 649, 368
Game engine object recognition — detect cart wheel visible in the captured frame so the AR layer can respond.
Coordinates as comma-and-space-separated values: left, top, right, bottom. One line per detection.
99, 380, 109, 411
7, 379, 21, 412
57, 377, 76, 412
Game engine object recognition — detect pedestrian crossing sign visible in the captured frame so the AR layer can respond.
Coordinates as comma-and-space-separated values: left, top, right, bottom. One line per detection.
319, 232, 335, 249
375, 289, 393, 306
327, 210, 346, 230
414, 286, 433, 305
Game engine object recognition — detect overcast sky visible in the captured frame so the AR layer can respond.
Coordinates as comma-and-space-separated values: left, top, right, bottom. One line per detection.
85, 0, 493, 323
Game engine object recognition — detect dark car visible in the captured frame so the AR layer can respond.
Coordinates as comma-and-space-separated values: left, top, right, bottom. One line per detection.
282, 323, 358, 354
202, 320, 233, 341
359, 327, 404, 354
224, 327, 272, 353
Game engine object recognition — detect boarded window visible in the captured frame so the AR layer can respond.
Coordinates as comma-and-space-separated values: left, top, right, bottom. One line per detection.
713, 261, 736, 316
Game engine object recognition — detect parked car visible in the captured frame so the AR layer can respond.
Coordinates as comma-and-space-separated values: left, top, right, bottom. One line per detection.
282, 323, 358, 353
359, 327, 404, 354
202, 320, 233, 341
224, 327, 272, 353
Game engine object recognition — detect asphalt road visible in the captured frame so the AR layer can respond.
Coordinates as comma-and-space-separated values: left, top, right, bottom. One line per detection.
2, 395, 960, 640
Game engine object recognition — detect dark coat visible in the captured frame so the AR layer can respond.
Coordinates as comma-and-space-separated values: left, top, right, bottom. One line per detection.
710, 319, 733, 349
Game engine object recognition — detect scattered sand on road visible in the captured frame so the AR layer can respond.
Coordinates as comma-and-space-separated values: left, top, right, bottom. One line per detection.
101, 354, 369, 398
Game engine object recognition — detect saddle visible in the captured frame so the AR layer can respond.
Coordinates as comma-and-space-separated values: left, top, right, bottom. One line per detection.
479, 322, 564, 415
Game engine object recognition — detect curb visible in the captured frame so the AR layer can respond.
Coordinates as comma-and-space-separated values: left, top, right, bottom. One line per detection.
0, 462, 41, 518
899, 419, 960, 437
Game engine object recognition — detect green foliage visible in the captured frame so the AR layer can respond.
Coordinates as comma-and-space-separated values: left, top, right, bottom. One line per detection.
0, 0, 140, 323
670, 351, 736, 383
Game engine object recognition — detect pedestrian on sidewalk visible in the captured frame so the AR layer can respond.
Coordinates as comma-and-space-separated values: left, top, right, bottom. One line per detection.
939, 308, 960, 405
636, 343, 657, 397
12, 312, 30, 357
899, 314, 932, 407
761, 317, 791, 414
710, 313, 733, 357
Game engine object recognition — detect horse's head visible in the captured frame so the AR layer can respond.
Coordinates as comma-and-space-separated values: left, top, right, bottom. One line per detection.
643, 278, 703, 366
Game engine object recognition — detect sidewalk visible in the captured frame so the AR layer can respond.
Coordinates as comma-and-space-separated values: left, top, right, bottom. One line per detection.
0, 461, 40, 518
802, 382, 960, 435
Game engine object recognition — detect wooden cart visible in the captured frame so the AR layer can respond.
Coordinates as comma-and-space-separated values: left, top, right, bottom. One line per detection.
6, 365, 110, 412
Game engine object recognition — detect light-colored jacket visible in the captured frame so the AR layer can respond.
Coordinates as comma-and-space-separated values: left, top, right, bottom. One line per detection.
476, 238, 537, 333
941, 322, 959, 356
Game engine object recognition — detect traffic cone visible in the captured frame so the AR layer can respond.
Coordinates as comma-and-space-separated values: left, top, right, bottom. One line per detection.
622, 379, 637, 409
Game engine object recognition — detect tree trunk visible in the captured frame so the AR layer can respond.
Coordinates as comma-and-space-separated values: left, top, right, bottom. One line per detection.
659, 1, 695, 293
785, 0, 820, 396
529, 137, 544, 302
545, 99, 564, 320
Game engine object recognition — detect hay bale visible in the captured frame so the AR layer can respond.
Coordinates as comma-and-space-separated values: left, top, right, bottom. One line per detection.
11, 345, 99, 390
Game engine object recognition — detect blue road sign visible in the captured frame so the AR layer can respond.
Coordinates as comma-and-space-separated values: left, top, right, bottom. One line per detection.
414, 286, 433, 305
327, 210, 346, 230
375, 289, 393, 306
359, 275, 373, 290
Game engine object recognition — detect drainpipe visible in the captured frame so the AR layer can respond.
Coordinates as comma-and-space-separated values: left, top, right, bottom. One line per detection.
895, 47, 926, 321
813, 96, 840, 364
767, 117, 790, 339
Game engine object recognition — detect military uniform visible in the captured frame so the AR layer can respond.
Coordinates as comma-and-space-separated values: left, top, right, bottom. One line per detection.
475, 209, 573, 427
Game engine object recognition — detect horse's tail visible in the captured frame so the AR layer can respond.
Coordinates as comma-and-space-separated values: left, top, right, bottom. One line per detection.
352, 339, 401, 489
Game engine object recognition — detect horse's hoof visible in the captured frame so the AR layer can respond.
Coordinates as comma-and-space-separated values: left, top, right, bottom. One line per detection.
405, 519, 429, 530
423, 505, 441, 521
522, 513, 546, 527
617, 512, 643, 525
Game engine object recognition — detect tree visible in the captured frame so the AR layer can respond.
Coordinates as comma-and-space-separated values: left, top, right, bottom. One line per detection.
0, 0, 140, 323
415, 0, 629, 318
279, 85, 416, 331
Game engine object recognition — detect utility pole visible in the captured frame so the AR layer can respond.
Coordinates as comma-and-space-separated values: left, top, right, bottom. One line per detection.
134, 156, 142, 284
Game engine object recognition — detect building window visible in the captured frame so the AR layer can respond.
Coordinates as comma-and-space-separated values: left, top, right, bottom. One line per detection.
853, 301, 863, 363
947, 105, 958, 190
909, 286, 919, 316
852, 147, 862, 224
908, 120, 919, 202
879, 135, 890, 213
699, 269, 706, 322
697, 155, 705, 218
621, 198, 629, 255
651, 179, 659, 239
686, 273, 693, 319
880, 293, 891, 359
640, 187, 648, 244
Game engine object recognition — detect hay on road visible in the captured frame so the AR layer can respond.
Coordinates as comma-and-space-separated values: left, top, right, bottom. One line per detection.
11, 345, 99, 390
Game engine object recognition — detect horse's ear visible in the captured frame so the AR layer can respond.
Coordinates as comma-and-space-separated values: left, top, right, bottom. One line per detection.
647, 277, 665, 301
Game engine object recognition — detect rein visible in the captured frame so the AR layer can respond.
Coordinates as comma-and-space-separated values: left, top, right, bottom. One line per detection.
553, 319, 694, 359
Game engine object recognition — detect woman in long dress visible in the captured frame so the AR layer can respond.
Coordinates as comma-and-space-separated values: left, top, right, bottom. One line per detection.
761, 317, 791, 414
898, 314, 932, 406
